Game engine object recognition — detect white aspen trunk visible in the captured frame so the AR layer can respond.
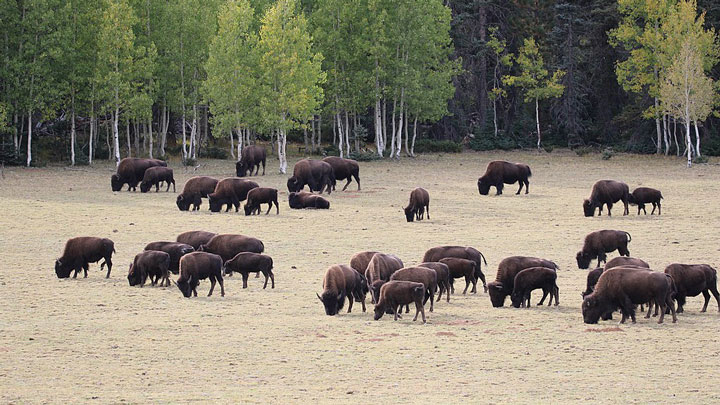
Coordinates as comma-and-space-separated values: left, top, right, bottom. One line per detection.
403, 108, 409, 156
18, 113, 24, 152
311, 116, 316, 153
411, 116, 418, 157
317, 115, 322, 150
382, 98, 387, 151
535, 98, 541, 150
70, 92, 76, 166
229, 129, 235, 159
13, 113, 18, 152
390, 97, 397, 158
654, 97, 662, 154
160, 100, 167, 157
336, 110, 344, 158
26, 111, 32, 167
89, 100, 94, 165
190, 104, 198, 159
148, 117, 153, 159
134, 120, 140, 156
126, 120, 131, 157
113, 107, 121, 166
278, 124, 287, 174
332, 113, 337, 146
663, 114, 670, 155
105, 120, 111, 161
694, 121, 701, 157
238, 128, 243, 158
685, 83, 692, 167
672, 118, 679, 157
344, 110, 350, 157
374, 99, 384, 157
493, 99, 498, 137
396, 88, 404, 159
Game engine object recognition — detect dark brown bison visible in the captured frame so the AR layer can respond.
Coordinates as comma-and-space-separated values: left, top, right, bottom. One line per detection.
582, 257, 650, 298
140, 166, 175, 193
629, 187, 663, 215
208, 178, 259, 212
576, 230, 631, 269
350, 251, 379, 275
477, 160, 532, 195
175, 252, 224, 298
373, 281, 427, 323
488, 256, 559, 307
583, 180, 629, 217
55, 237, 115, 279
243, 187, 279, 216
287, 159, 334, 194
222, 252, 274, 289
176, 176, 219, 211
144, 241, 195, 274
322, 156, 360, 191
510, 267, 559, 308
422, 246, 488, 292
664, 264, 720, 313
390, 266, 438, 312
176, 231, 217, 250
404, 187, 430, 222
236, 145, 267, 177
582, 266, 677, 324
440, 258, 478, 294
127, 251, 170, 287
317, 264, 366, 315
417, 262, 452, 303
197, 234, 264, 263
365, 253, 404, 303
111, 158, 167, 192
288, 191, 330, 209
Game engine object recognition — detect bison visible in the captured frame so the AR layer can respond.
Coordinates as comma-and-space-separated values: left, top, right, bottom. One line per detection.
349, 251, 379, 275
243, 187, 279, 216
439, 258, 478, 294
222, 252, 275, 289
175, 252, 224, 298
176, 176, 219, 211
422, 245, 488, 292
417, 262, 452, 303
365, 253, 404, 304
288, 191, 330, 209
583, 180, 629, 217
127, 251, 170, 287
664, 264, 720, 313
317, 264, 366, 315
176, 231, 217, 250
488, 256, 558, 307
404, 187, 430, 222
208, 178, 259, 212
287, 159, 334, 194
510, 267, 559, 308
576, 230, 631, 269
111, 157, 166, 192
390, 266, 439, 312
477, 160, 532, 196
373, 281, 427, 323
322, 156, 360, 191
629, 187, 663, 215
198, 234, 264, 263
55, 237, 115, 279
139, 166, 175, 193
582, 266, 677, 324
144, 241, 195, 275
236, 145, 267, 177
582, 258, 651, 321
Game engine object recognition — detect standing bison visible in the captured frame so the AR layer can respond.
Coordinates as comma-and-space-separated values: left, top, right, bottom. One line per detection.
422, 245, 488, 292
322, 156, 360, 191
208, 178, 259, 212
175, 252, 225, 298
176, 176, 219, 211
582, 257, 649, 298
583, 180, 629, 217
628, 187, 663, 215
140, 166, 175, 193
144, 241, 195, 274
510, 267, 559, 308
317, 264, 366, 315
365, 253, 404, 303
176, 231, 217, 250
236, 145, 267, 177
404, 187, 430, 222
488, 256, 558, 307
664, 264, 719, 313
111, 157, 167, 192
127, 251, 170, 287
55, 237, 115, 279
198, 234, 265, 263
477, 160, 532, 195
576, 230, 631, 269
286, 159, 335, 194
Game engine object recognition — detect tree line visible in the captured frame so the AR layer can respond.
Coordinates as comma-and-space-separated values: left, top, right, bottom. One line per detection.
0, 0, 718, 169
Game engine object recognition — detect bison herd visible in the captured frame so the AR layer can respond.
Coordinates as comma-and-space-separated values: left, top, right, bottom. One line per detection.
51, 152, 717, 327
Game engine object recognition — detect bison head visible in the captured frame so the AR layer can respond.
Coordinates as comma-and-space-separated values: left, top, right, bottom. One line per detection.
488, 282, 507, 307
477, 178, 491, 196
176, 195, 191, 211
576, 251, 593, 269
404, 207, 415, 222
243, 204, 254, 216
236, 160, 247, 177
510, 291, 524, 308
55, 259, 72, 278
208, 196, 224, 213
176, 275, 196, 298
127, 263, 142, 286
370, 280, 386, 305
317, 291, 344, 316
582, 199, 595, 217
139, 181, 152, 193
373, 302, 386, 320
287, 177, 303, 192
110, 174, 123, 192
581, 296, 603, 324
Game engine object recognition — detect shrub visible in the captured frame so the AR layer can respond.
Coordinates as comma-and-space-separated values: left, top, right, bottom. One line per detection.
543, 144, 554, 153
348, 151, 382, 161
183, 157, 198, 167
199, 146, 228, 160
468, 135, 517, 151
601, 147, 614, 160
413, 139, 462, 153
694, 155, 709, 164
575, 146, 592, 156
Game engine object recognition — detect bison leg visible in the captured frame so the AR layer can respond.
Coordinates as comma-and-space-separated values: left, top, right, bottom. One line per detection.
354, 174, 361, 191
429, 287, 435, 312
241, 272, 249, 289
425, 204, 430, 220
676, 295, 685, 313
83, 262, 89, 278
665, 294, 677, 323
462, 276, 471, 295
445, 281, 451, 302
525, 180, 529, 194
554, 285, 559, 306
516, 182, 523, 195
700, 290, 711, 312
347, 295, 354, 313
623, 199, 629, 216
496, 183, 503, 195
207, 276, 217, 297
436, 285, 444, 302
413, 300, 426, 323
342, 178, 351, 191
449, 278, 455, 294
254, 164, 260, 176
103, 258, 112, 278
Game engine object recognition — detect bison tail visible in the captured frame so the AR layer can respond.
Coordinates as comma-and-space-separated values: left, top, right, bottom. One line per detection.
526, 166, 532, 177
625, 232, 632, 243
479, 252, 488, 266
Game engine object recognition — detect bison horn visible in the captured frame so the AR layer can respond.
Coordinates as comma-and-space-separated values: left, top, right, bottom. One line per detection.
171, 279, 178, 287
316, 293, 323, 302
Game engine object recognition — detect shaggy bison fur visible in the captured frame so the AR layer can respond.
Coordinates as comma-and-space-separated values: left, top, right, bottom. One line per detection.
422, 246, 488, 292
629, 187, 663, 215
176, 176, 219, 211
175, 252, 224, 298
176, 231, 217, 250
439, 258, 478, 294
373, 281, 427, 323
404, 187, 430, 222
55, 237, 115, 279
664, 264, 720, 313
417, 262, 452, 303
488, 256, 558, 307
390, 266, 439, 312
322, 156, 360, 191
288, 191, 330, 209
576, 230, 631, 269
349, 251, 379, 275
223, 252, 275, 289
286, 159, 334, 194
581, 257, 649, 298
318, 265, 367, 315
365, 253, 404, 304
477, 160, 532, 195
510, 267, 559, 308
583, 180, 629, 217
144, 241, 195, 274
243, 187, 279, 216
140, 166, 175, 193
236, 145, 267, 177
111, 158, 166, 192
197, 234, 265, 263
208, 178, 259, 212
127, 250, 170, 287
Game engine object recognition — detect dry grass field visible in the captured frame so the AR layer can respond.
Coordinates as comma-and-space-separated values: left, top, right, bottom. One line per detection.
1, 149, 720, 404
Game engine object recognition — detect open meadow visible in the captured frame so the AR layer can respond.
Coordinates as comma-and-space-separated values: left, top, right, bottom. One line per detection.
1, 149, 720, 403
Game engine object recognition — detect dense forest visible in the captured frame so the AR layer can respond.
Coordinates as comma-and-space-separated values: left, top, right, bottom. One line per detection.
0, 0, 718, 168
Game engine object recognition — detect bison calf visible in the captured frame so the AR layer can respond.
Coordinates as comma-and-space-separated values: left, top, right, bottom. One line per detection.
629, 187, 663, 215
244, 187, 279, 216
390, 266, 438, 312
439, 258, 477, 295
510, 267, 559, 308
664, 264, 719, 313
404, 187, 430, 222
208, 178, 259, 213
373, 281, 427, 323
317, 265, 366, 315
140, 166, 175, 193
418, 262, 451, 303
128, 251, 170, 287
322, 156, 360, 191
236, 145, 267, 177
55, 237, 115, 279
144, 241, 195, 275
576, 230, 631, 269
488, 256, 558, 307
223, 252, 275, 289
175, 252, 225, 298
365, 253, 404, 304
176, 176, 218, 211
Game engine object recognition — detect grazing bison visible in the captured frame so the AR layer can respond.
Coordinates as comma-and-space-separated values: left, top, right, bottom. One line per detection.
576, 230, 631, 269
55, 237, 115, 279
365, 253, 404, 304
418, 262, 452, 303
317, 264, 366, 315
208, 178, 259, 212
488, 256, 558, 307
510, 267, 559, 308
223, 252, 275, 289
350, 251, 379, 275
236, 145, 267, 177
422, 246, 488, 292
175, 252, 224, 298
664, 264, 720, 313
440, 258, 478, 294
373, 281, 427, 323
582, 258, 651, 321
583, 180, 629, 217
477, 160, 532, 196
144, 241, 195, 275
176, 176, 219, 211
140, 166, 175, 193
288, 191, 330, 209
404, 187, 430, 222
127, 251, 170, 287
111, 157, 166, 192
286, 159, 334, 194
176, 231, 217, 250
390, 266, 439, 312
629, 187, 663, 215
198, 234, 264, 263
244, 187, 279, 216
322, 156, 360, 191
582, 266, 677, 324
